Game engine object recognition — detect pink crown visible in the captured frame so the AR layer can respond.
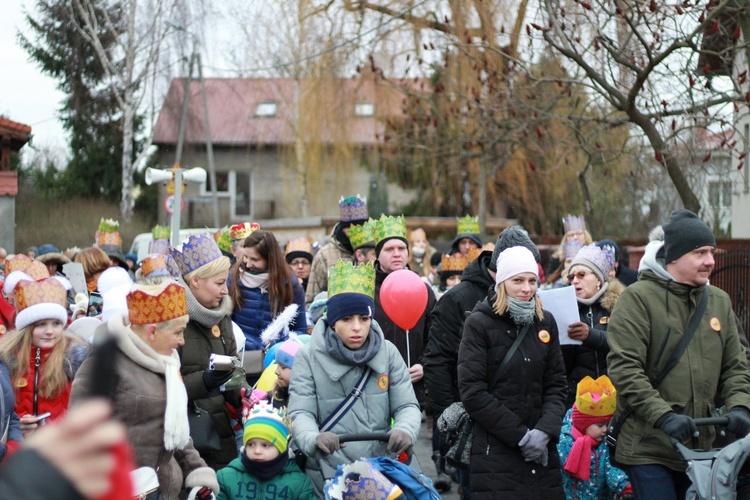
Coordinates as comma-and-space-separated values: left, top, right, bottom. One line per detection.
563, 240, 584, 260
574, 244, 615, 277
563, 214, 586, 234
170, 234, 224, 276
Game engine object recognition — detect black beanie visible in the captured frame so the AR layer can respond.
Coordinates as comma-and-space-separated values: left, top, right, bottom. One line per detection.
489, 226, 540, 272
662, 209, 716, 263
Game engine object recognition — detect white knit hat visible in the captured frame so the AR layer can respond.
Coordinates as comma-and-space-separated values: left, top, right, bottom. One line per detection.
495, 246, 539, 286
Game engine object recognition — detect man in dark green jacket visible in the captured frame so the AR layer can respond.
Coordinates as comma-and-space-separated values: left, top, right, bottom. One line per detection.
607, 209, 750, 499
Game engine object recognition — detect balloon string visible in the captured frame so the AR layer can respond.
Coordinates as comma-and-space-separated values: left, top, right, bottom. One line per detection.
406, 329, 411, 367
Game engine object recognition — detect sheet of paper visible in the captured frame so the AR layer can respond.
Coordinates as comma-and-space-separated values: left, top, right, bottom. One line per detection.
62, 262, 87, 296
538, 286, 581, 345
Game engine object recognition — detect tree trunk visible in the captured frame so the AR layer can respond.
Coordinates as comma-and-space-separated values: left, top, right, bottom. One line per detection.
121, 99, 135, 220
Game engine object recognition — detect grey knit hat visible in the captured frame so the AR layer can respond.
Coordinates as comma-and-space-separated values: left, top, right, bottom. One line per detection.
489, 226, 540, 272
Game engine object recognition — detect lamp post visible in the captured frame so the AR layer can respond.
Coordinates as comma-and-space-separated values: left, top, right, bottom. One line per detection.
145, 166, 207, 245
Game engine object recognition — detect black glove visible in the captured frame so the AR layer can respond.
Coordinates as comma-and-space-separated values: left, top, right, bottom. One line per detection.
202, 369, 233, 391
726, 407, 750, 437
387, 429, 412, 454
316, 432, 345, 455
656, 412, 698, 441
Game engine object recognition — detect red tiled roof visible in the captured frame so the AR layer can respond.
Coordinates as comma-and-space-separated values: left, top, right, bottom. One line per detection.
152, 77, 415, 147
0, 172, 18, 196
0, 117, 32, 143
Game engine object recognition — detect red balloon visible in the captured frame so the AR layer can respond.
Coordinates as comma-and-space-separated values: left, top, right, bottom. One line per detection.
380, 269, 428, 330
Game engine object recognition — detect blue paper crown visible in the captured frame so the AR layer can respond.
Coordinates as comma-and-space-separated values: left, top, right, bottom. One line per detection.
563, 214, 586, 234
339, 194, 368, 222
574, 244, 616, 278
170, 234, 224, 276
563, 240, 584, 260
148, 239, 170, 255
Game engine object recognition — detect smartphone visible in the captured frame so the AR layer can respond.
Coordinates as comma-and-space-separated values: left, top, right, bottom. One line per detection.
88, 292, 103, 317
35, 411, 52, 426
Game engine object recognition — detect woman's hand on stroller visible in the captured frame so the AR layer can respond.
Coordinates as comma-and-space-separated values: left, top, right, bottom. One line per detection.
726, 407, 750, 437
386, 429, 412, 454
316, 432, 346, 455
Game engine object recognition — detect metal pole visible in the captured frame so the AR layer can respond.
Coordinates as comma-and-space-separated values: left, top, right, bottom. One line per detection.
171, 168, 183, 246
196, 53, 220, 228
175, 54, 196, 165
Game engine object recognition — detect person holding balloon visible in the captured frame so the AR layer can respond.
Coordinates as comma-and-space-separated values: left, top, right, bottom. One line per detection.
371, 215, 437, 406
457, 246, 567, 499
288, 260, 421, 496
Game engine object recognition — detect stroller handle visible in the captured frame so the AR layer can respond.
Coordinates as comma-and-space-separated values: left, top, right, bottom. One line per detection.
692, 417, 730, 427
337, 433, 391, 443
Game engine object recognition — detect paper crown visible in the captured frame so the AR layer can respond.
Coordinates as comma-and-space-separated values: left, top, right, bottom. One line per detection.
5, 255, 50, 280
467, 247, 483, 262
96, 218, 122, 247
339, 194, 368, 223
563, 240, 585, 261
575, 375, 617, 417
148, 239, 171, 256
284, 238, 313, 259
348, 219, 376, 249
563, 214, 586, 234
151, 225, 170, 240
373, 215, 408, 245
457, 215, 480, 236
214, 227, 232, 254
243, 402, 290, 453
14, 278, 69, 331
441, 253, 469, 273
328, 260, 375, 299
573, 244, 616, 278
170, 234, 224, 276
140, 253, 181, 278
325, 458, 403, 500
230, 222, 260, 241
127, 282, 188, 325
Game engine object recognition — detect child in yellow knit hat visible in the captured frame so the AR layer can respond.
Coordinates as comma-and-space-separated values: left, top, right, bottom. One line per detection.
557, 376, 632, 499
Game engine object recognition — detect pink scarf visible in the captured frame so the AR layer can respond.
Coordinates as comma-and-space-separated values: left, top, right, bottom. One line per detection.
564, 426, 600, 481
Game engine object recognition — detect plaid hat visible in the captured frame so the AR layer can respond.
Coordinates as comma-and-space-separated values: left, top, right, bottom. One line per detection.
275, 339, 302, 368
243, 403, 289, 453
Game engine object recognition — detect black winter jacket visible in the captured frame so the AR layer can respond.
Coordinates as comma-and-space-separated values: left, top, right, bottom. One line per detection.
457, 298, 567, 499
423, 250, 494, 415
373, 262, 436, 405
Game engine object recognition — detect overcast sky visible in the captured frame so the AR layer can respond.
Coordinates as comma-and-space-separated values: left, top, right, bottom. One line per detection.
0, 1, 68, 155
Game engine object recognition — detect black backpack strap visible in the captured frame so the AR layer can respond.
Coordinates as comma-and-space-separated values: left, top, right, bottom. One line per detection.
488, 322, 533, 392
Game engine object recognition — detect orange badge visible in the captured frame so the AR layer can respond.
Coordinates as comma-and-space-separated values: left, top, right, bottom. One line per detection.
211, 325, 221, 338
710, 317, 721, 332
15, 378, 27, 388
0, 325, 6, 335
599, 317, 609, 325
378, 374, 389, 390
538, 330, 550, 344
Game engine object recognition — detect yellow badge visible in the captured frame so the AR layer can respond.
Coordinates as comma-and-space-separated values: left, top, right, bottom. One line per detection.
538, 330, 550, 344
710, 317, 721, 332
378, 374, 389, 390
0, 325, 6, 335
211, 325, 221, 338
599, 317, 609, 325
15, 377, 27, 388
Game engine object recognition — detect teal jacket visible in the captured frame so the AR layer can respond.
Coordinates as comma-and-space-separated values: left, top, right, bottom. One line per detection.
216, 456, 313, 500
607, 241, 750, 470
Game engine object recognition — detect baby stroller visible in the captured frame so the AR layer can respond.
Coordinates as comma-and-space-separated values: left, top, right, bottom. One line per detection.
672, 417, 750, 500
321, 433, 441, 499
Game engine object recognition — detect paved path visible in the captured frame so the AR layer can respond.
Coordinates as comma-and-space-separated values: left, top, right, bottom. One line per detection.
413, 415, 461, 500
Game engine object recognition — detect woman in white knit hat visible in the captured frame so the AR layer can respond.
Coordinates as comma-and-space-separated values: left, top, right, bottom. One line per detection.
457, 246, 567, 499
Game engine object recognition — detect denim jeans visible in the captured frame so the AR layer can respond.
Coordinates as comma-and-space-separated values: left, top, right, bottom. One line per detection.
457, 468, 471, 500
623, 464, 691, 499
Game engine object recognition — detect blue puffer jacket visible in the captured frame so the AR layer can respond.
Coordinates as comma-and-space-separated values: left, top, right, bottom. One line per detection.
0, 363, 22, 463
232, 275, 307, 351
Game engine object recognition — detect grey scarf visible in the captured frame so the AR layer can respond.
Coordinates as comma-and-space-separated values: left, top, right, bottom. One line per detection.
181, 278, 233, 328
508, 297, 537, 325
324, 321, 382, 366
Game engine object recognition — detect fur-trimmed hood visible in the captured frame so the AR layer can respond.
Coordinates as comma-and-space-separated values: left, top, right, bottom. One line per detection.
600, 277, 625, 312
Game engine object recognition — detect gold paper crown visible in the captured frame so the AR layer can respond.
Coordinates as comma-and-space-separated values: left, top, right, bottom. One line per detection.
349, 219, 376, 249
328, 260, 375, 299
373, 215, 407, 245
152, 225, 170, 240
457, 215, 480, 236
284, 237, 313, 257
230, 222, 260, 241
215, 227, 232, 254
14, 278, 67, 312
127, 282, 188, 325
5, 255, 50, 280
96, 218, 122, 247
441, 253, 469, 272
575, 375, 617, 417
467, 247, 482, 263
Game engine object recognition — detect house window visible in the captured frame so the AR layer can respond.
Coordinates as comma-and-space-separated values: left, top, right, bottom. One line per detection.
233, 171, 252, 217
254, 102, 277, 117
354, 102, 374, 117
200, 171, 230, 196
708, 180, 732, 207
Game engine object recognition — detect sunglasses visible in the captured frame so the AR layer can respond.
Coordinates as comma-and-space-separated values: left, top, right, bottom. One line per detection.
567, 270, 592, 282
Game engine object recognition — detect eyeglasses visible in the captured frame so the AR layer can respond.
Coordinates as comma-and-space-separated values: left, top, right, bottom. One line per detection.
567, 270, 592, 282
290, 259, 311, 267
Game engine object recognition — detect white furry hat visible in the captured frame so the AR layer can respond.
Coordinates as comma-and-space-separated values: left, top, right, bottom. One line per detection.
3, 271, 32, 296
97, 267, 133, 295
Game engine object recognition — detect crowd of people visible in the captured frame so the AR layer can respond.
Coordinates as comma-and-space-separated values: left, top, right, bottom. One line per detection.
0, 198, 747, 500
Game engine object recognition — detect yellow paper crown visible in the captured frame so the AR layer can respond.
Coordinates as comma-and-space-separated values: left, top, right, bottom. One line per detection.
349, 219, 376, 249
215, 227, 232, 254
457, 215, 480, 236
127, 282, 188, 325
14, 278, 67, 312
373, 215, 407, 245
467, 247, 482, 263
441, 253, 469, 272
575, 375, 617, 417
230, 222, 260, 241
328, 260, 375, 299
151, 225, 170, 240
5, 255, 50, 280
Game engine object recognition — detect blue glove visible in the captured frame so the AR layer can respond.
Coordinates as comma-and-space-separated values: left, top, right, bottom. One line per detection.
518, 429, 550, 462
